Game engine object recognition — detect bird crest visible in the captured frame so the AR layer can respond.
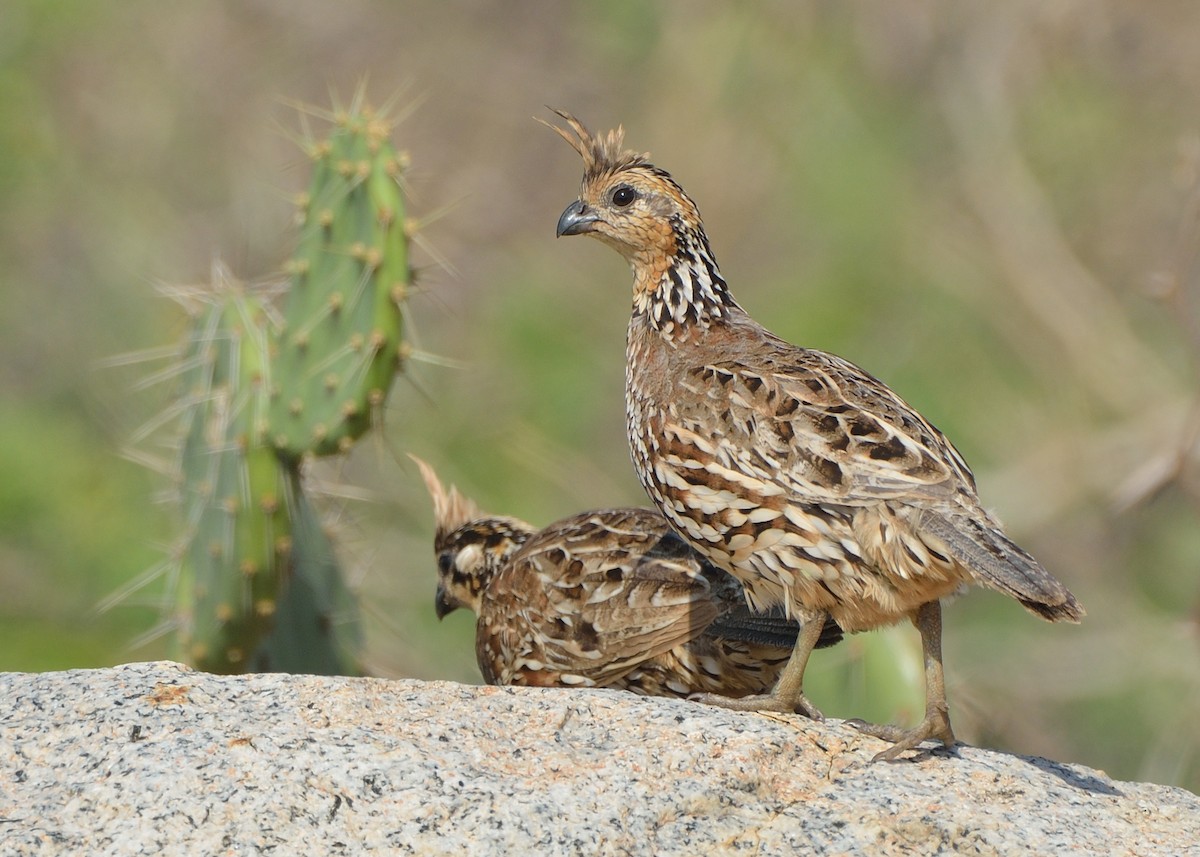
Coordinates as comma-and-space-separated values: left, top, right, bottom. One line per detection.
409, 454, 483, 539
539, 108, 649, 182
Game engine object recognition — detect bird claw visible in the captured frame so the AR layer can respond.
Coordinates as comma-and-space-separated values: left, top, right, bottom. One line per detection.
690, 691, 825, 721
793, 696, 825, 721
847, 710, 957, 762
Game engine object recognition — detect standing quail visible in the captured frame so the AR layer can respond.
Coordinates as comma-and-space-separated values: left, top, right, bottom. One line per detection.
546, 110, 1084, 760
412, 456, 841, 698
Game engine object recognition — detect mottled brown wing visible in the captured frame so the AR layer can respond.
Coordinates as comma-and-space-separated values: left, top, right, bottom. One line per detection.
478, 509, 719, 688
659, 340, 1082, 622
669, 339, 977, 510
635, 529, 845, 650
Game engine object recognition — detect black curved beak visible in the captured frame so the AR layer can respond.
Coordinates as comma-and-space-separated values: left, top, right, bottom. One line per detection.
556, 199, 599, 237
434, 584, 456, 620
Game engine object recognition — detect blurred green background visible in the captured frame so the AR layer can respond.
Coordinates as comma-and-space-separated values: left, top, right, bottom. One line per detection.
2, 1, 1198, 791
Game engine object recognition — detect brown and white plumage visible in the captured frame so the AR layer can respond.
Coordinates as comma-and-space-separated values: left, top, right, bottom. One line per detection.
412, 456, 841, 698
547, 110, 1084, 759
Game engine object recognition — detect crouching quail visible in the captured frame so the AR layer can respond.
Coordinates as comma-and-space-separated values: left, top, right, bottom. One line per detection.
413, 455, 841, 698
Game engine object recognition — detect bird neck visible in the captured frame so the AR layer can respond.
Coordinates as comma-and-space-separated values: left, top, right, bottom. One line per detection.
477, 519, 535, 576
632, 214, 738, 338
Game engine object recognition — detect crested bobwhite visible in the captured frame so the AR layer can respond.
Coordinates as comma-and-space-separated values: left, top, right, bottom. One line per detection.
546, 110, 1083, 760
412, 456, 842, 698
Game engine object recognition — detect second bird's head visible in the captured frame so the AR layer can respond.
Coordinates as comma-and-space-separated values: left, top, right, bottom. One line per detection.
430, 518, 535, 619
545, 109, 703, 267
410, 455, 535, 619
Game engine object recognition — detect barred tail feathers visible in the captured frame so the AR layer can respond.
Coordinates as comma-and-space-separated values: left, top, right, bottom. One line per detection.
921, 510, 1085, 623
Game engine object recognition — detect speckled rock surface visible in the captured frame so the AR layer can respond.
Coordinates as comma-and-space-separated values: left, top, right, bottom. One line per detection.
0, 662, 1196, 855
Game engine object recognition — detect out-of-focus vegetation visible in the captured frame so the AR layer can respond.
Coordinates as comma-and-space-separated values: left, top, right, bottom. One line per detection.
1, 1, 1197, 792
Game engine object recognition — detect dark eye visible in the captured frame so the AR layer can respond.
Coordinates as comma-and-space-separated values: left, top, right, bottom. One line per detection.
612, 185, 637, 207
437, 553, 453, 574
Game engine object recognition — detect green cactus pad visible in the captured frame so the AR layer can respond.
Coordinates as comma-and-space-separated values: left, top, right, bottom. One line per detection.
173, 283, 292, 672
269, 106, 410, 460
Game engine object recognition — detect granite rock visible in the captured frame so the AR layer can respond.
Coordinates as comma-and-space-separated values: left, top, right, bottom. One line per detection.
0, 661, 1196, 855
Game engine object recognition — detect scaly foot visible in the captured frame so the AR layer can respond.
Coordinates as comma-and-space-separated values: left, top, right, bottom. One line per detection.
848, 706, 956, 762
690, 690, 824, 721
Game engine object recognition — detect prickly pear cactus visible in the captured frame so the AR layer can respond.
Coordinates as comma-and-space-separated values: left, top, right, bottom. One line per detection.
173, 281, 291, 673
269, 102, 412, 461
141, 91, 418, 676
170, 276, 364, 675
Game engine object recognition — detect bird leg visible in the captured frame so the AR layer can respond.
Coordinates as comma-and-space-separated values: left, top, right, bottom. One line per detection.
690, 610, 827, 719
850, 599, 957, 761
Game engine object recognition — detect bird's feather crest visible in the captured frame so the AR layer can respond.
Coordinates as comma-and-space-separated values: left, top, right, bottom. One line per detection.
409, 454, 483, 541
540, 108, 650, 182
